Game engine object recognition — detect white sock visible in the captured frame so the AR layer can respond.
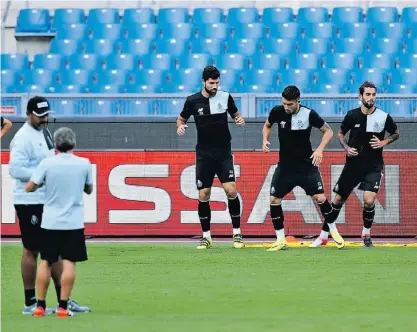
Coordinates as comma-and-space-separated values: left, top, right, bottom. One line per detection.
233, 228, 241, 235
275, 229, 285, 241
203, 231, 211, 239
320, 230, 329, 239
328, 222, 337, 232
362, 227, 371, 237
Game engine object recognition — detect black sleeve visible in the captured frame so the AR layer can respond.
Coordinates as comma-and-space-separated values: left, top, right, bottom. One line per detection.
267, 107, 279, 125
179, 98, 192, 120
340, 111, 354, 135
1, 117, 3, 128
309, 109, 325, 129
384, 114, 398, 134
227, 94, 238, 116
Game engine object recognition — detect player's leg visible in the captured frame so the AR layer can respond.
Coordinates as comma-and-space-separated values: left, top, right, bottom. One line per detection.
15, 204, 41, 313
196, 151, 215, 249
217, 153, 243, 248
58, 229, 89, 317
358, 168, 383, 247
266, 165, 295, 251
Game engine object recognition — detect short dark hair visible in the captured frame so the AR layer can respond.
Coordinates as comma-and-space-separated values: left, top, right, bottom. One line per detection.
282, 85, 300, 101
202, 65, 220, 81
359, 81, 377, 95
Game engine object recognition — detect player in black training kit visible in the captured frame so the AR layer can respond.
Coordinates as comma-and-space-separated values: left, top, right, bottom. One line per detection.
310, 81, 400, 248
176, 66, 246, 250
262, 85, 345, 251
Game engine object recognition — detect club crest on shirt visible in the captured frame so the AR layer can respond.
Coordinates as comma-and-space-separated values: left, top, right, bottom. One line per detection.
217, 103, 224, 112
296, 120, 303, 129
373, 121, 382, 132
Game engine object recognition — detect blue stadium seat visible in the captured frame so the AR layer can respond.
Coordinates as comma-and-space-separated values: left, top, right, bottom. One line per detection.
123, 8, 155, 25
252, 53, 282, 70
33, 54, 65, 70
369, 38, 401, 54
162, 83, 199, 93
262, 38, 296, 55
141, 54, 174, 70
154, 39, 189, 55
373, 23, 406, 39
160, 23, 193, 39
97, 70, 127, 85
89, 84, 121, 94
50, 39, 80, 55
106, 54, 136, 70
366, 7, 398, 23
128, 69, 167, 85
219, 69, 239, 86
170, 68, 201, 85
337, 23, 370, 38
352, 68, 387, 85
315, 68, 350, 85
297, 7, 329, 24
402, 7, 417, 24
236, 84, 274, 93
279, 69, 312, 85
178, 53, 212, 69
16, 9, 50, 32
332, 7, 363, 23
124, 84, 161, 93
197, 23, 228, 39
51, 84, 85, 93
88, 8, 120, 26
333, 38, 366, 53
193, 8, 224, 24
323, 53, 357, 69
389, 100, 413, 117
312, 100, 339, 116
234, 23, 264, 39
59, 69, 91, 85
158, 8, 189, 24
405, 38, 417, 52
397, 53, 417, 68
51, 8, 85, 31
83, 39, 114, 56
123, 23, 158, 39
269, 22, 299, 38
360, 53, 394, 69
0, 54, 29, 70
227, 7, 259, 25
383, 84, 416, 93
118, 39, 152, 55
262, 7, 294, 24
215, 54, 246, 70
68, 54, 102, 70
56, 24, 88, 39
298, 38, 331, 54
310, 84, 346, 94
226, 38, 258, 56
49, 99, 79, 116
91, 24, 122, 39
190, 38, 225, 55
23, 69, 55, 86
15, 84, 48, 93
303, 23, 333, 38
244, 69, 276, 86
1, 70, 18, 86
113, 99, 152, 115
288, 53, 320, 69
390, 68, 417, 85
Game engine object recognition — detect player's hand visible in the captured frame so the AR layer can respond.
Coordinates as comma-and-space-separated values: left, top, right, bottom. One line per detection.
262, 140, 270, 153
234, 115, 245, 126
310, 149, 323, 166
346, 146, 358, 157
177, 124, 188, 136
370, 135, 384, 149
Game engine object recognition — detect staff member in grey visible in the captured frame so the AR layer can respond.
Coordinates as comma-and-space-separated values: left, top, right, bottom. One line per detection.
9, 96, 90, 314
26, 127, 93, 317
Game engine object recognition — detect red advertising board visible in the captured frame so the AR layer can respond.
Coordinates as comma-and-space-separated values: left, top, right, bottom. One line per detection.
1, 151, 416, 236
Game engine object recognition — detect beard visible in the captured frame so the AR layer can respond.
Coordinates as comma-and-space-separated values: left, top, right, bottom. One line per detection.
362, 100, 375, 109
204, 85, 217, 97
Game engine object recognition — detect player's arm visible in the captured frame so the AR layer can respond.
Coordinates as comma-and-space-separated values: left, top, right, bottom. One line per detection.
84, 161, 94, 195
1, 117, 12, 139
263, 107, 277, 153
9, 140, 35, 181
25, 160, 47, 192
177, 99, 191, 136
310, 111, 333, 166
370, 115, 400, 149
337, 111, 358, 157
227, 94, 245, 126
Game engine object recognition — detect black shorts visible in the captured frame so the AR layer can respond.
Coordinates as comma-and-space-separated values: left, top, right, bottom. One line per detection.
40, 229, 88, 264
333, 163, 384, 200
270, 164, 325, 198
15, 204, 44, 251
195, 148, 235, 189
